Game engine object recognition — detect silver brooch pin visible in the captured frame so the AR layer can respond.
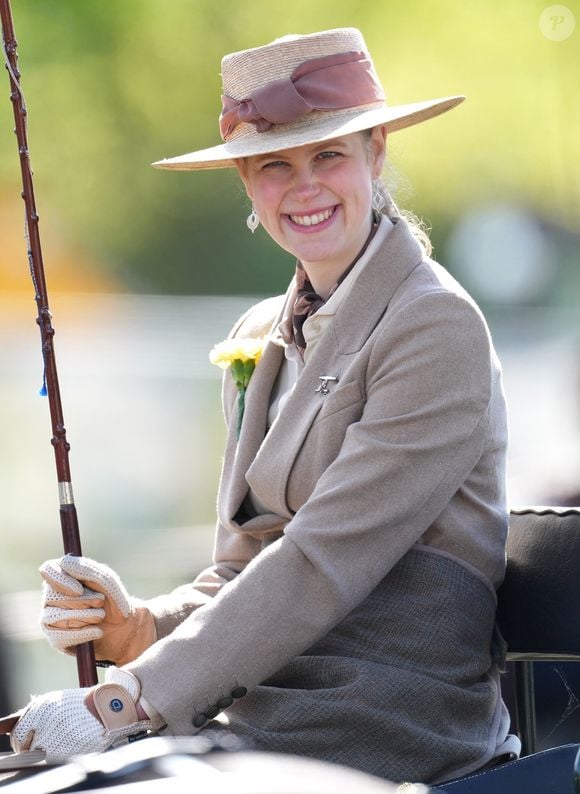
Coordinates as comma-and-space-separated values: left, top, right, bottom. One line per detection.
315, 375, 339, 395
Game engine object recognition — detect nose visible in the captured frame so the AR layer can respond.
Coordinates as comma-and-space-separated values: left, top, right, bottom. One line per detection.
291, 164, 320, 202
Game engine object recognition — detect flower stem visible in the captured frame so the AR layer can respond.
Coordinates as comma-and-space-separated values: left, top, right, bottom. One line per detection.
236, 388, 246, 438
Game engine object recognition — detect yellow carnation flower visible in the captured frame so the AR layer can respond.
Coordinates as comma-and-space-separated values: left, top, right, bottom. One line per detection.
209, 337, 264, 369
209, 337, 266, 438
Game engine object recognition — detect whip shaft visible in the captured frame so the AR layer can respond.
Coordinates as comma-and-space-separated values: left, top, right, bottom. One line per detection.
1, 0, 97, 687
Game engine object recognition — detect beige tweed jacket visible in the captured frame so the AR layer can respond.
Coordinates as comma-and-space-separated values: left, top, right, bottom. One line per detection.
127, 217, 509, 780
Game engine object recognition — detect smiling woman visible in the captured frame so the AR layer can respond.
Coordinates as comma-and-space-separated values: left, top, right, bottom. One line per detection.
3, 27, 519, 787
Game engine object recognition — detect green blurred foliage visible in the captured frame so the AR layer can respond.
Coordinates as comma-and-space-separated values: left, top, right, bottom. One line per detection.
0, 0, 578, 295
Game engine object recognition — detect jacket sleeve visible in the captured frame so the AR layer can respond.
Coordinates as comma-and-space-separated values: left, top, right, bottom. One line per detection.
127, 290, 499, 734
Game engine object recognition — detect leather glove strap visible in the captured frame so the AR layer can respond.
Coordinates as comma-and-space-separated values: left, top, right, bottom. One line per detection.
92, 684, 139, 731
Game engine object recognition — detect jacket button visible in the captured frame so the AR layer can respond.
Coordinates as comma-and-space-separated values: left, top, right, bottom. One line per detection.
205, 705, 219, 720
231, 686, 247, 699
217, 695, 234, 709
192, 713, 207, 728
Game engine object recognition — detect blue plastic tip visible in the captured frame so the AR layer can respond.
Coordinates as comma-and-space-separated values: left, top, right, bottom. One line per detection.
39, 383, 48, 397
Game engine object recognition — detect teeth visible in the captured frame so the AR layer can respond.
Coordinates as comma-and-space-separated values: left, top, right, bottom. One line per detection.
290, 208, 333, 226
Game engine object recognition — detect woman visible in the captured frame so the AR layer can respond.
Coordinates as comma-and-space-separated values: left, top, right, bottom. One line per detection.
3, 28, 519, 785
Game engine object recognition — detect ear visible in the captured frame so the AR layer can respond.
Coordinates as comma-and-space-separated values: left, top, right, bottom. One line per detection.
369, 125, 387, 179
234, 158, 253, 200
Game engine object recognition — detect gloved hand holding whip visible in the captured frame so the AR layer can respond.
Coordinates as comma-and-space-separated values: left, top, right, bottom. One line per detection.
40, 556, 157, 666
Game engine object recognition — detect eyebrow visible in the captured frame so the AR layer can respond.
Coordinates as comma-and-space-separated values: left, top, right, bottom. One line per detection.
252, 138, 349, 165
309, 139, 349, 154
252, 153, 284, 165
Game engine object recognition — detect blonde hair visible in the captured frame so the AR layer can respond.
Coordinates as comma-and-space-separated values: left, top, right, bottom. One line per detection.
373, 180, 432, 257
362, 129, 432, 257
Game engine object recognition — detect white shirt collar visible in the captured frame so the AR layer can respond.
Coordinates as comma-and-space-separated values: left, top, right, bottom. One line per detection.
314, 215, 394, 318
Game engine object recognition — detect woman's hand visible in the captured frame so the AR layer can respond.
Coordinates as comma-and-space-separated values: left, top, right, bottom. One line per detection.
40, 556, 157, 666
6, 669, 163, 763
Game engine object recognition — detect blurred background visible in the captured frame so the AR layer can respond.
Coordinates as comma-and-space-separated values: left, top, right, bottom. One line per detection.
0, 0, 579, 750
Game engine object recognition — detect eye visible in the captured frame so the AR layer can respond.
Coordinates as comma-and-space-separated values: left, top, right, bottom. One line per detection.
261, 159, 288, 170
317, 150, 341, 160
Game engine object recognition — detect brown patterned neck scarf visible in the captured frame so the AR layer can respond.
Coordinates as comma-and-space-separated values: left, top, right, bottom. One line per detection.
291, 214, 380, 356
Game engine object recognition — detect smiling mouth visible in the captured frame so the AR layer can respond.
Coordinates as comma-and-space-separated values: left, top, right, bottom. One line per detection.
288, 207, 336, 227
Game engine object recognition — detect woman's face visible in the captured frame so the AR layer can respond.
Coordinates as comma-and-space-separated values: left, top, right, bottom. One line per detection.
236, 127, 386, 280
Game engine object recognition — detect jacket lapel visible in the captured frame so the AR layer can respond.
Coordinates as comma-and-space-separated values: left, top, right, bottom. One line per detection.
245, 328, 345, 516
333, 217, 424, 353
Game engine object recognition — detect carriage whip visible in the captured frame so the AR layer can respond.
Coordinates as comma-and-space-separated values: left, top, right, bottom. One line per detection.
0, 0, 98, 688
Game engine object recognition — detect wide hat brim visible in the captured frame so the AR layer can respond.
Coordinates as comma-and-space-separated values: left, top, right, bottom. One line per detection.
152, 95, 464, 171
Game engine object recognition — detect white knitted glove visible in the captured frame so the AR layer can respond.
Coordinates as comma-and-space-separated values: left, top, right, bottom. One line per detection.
10, 669, 163, 764
40, 555, 157, 665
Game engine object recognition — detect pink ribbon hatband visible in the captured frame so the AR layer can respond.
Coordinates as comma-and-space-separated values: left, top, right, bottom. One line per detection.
219, 51, 385, 140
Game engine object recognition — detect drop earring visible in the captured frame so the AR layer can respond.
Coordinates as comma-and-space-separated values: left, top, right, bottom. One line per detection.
371, 182, 386, 213
246, 207, 260, 233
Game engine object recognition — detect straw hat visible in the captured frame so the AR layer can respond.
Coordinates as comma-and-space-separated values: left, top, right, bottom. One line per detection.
153, 28, 464, 171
